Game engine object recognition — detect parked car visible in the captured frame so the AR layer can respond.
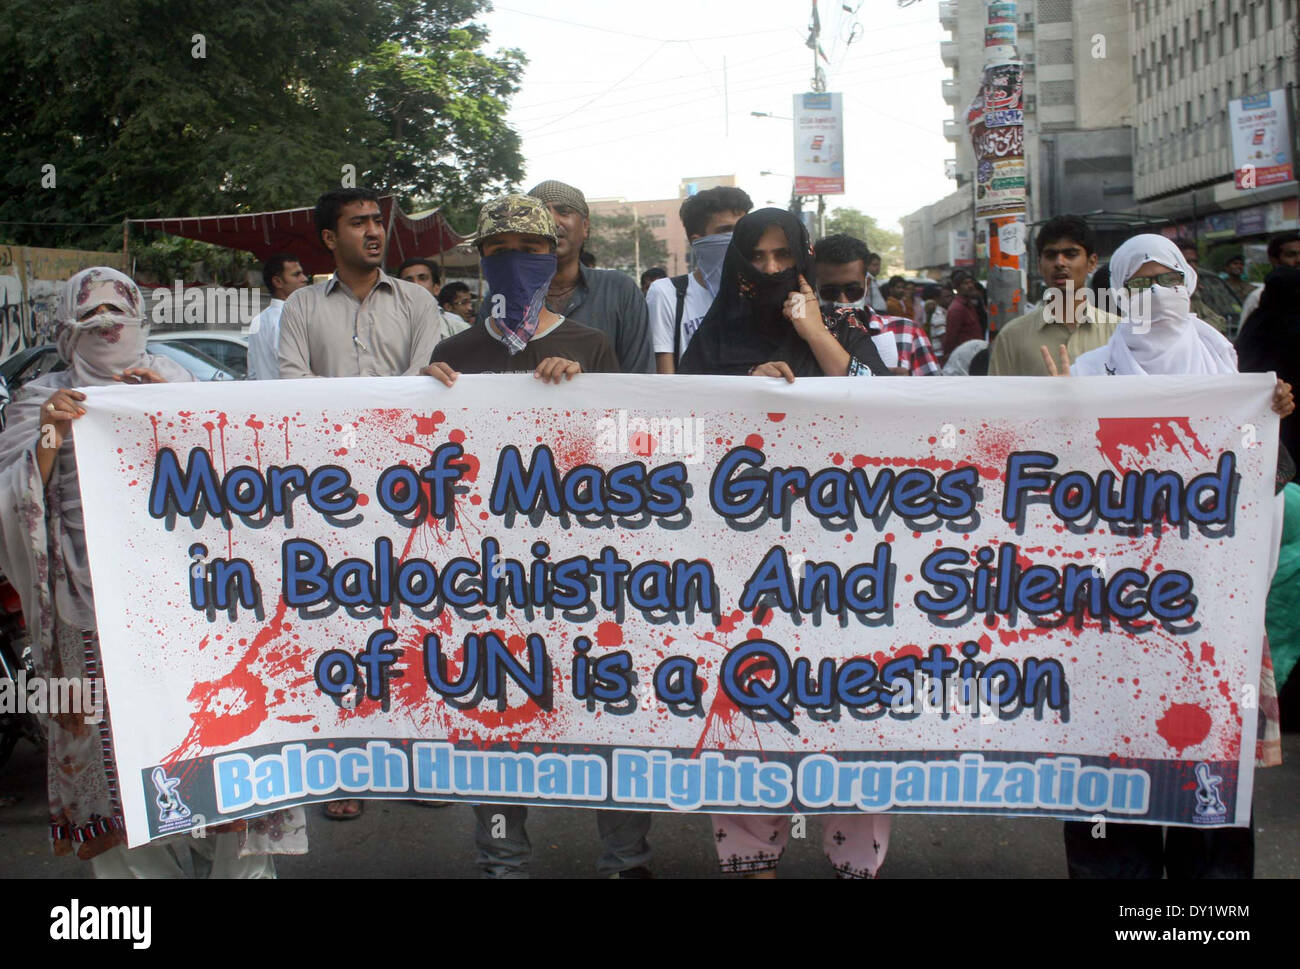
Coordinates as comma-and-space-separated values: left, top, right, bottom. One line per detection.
148, 330, 249, 378
0, 342, 238, 426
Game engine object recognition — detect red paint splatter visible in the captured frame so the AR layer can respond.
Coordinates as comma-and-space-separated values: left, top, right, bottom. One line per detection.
595, 622, 623, 647
745, 434, 764, 450
1155, 703, 1211, 754
164, 598, 291, 763
1095, 417, 1212, 473
415, 411, 446, 435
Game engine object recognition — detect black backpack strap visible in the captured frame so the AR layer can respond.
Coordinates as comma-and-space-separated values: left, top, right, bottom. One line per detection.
671, 274, 690, 361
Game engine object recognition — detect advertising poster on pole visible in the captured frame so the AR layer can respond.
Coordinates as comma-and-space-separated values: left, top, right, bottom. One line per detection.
1229, 90, 1294, 189
793, 92, 845, 196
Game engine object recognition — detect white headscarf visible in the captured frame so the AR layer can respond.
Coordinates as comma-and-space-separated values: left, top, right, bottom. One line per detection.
1072, 234, 1236, 376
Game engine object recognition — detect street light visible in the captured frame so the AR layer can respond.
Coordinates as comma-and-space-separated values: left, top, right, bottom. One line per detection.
751, 111, 793, 120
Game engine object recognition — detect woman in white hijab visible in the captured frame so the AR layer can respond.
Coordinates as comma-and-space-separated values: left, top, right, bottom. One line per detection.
0, 267, 306, 877
1069, 234, 1238, 377
1040, 235, 1293, 878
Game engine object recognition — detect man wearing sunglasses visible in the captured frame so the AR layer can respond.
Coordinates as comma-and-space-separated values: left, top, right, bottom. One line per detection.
988, 215, 1121, 376
814, 234, 939, 376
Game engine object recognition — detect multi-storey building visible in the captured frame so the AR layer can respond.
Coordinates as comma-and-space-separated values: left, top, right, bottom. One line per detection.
1132, 0, 1298, 249
588, 175, 739, 277
905, 0, 1136, 273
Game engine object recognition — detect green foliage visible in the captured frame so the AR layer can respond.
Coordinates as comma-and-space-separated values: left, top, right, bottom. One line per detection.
586, 212, 669, 277
132, 238, 258, 287
0, 0, 523, 260
825, 207, 904, 269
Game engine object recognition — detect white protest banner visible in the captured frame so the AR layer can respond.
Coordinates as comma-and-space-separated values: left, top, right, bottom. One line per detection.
72, 374, 1278, 846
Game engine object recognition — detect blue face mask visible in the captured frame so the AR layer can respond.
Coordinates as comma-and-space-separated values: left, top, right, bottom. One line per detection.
690, 233, 732, 298
481, 250, 558, 355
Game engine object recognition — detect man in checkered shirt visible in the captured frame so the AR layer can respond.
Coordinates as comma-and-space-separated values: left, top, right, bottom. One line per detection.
875, 311, 941, 376
813, 234, 940, 376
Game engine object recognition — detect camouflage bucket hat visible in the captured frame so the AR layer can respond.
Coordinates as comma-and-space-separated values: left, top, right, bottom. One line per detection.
476, 194, 558, 246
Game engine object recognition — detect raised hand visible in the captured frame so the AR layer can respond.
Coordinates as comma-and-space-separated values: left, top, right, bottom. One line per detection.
1039, 343, 1073, 378
784, 275, 825, 342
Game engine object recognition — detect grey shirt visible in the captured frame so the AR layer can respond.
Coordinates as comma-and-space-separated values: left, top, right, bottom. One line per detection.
478, 265, 653, 373
278, 271, 448, 378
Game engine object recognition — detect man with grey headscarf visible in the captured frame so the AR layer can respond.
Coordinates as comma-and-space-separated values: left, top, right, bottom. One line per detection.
0, 267, 307, 877
477, 180, 653, 373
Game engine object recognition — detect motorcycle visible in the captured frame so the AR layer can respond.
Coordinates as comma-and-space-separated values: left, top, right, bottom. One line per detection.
0, 567, 43, 770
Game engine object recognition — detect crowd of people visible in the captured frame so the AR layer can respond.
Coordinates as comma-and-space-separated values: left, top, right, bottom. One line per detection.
0, 178, 1297, 880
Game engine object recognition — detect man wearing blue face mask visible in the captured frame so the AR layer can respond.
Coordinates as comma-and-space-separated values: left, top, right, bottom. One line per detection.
648, 186, 753, 373
424, 195, 619, 381
421, 209, 651, 880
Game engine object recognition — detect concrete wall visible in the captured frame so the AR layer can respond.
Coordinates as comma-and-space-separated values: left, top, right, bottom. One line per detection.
0, 245, 127, 360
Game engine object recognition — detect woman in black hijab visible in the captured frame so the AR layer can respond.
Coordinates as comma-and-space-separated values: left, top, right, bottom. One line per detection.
1236, 266, 1300, 462
680, 209, 895, 881
679, 208, 890, 379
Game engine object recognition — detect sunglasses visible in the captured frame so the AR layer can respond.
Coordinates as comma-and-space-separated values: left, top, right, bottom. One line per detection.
1124, 270, 1185, 290
818, 283, 867, 303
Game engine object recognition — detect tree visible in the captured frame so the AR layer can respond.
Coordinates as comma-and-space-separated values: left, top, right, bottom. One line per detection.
586, 212, 669, 277
825, 208, 904, 270
0, 0, 524, 261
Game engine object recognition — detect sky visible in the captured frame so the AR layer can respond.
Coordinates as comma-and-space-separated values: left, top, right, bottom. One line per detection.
478, 0, 954, 232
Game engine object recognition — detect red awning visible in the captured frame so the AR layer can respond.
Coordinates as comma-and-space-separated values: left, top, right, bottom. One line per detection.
131, 196, 466, 276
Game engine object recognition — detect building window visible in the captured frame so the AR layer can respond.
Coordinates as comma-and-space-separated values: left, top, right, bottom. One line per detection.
1233, 13, 1240, 46
1041, 39, 1074, 65
1039, 0, 1072, 24
1040, 80, 1075, 107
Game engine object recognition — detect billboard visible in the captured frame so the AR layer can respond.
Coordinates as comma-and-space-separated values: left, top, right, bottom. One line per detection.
793, 92, 845, 196
1229, 90, 1294, 190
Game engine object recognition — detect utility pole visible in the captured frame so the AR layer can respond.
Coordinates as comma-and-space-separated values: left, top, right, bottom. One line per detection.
809, 1, 827, 239
968, 0, 1027, 337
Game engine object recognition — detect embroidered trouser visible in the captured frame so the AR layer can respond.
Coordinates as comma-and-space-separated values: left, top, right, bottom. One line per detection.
712, 813, 891, 878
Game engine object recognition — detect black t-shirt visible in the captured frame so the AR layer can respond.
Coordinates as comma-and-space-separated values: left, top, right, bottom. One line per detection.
431, 317, 620, 375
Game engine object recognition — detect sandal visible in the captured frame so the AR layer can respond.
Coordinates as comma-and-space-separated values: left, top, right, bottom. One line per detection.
322, 798, 364, 821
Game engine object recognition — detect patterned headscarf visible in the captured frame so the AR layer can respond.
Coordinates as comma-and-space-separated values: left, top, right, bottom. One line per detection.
56, 267, 152, 385
527, 180, 589, 218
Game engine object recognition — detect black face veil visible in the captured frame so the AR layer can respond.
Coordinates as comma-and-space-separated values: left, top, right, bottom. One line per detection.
679, 208, 816, 376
